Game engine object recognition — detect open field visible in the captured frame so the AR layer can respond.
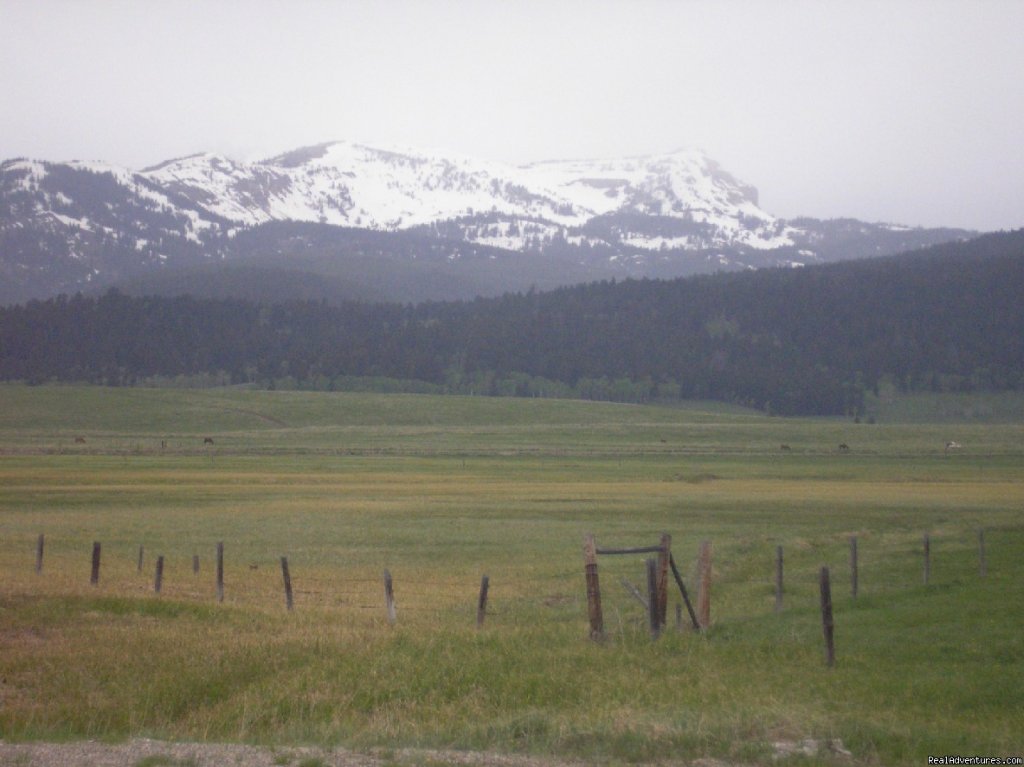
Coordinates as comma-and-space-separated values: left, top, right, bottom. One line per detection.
1, 385, 1023, 765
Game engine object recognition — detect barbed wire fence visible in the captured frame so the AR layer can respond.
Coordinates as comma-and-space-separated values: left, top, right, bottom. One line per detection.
15, 523, 1020, 661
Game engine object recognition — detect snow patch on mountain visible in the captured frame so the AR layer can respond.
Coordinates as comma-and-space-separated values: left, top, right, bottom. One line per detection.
140, 141, 794, 251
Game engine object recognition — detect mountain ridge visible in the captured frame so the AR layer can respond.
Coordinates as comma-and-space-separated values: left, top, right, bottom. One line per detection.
0, 142, 977, 305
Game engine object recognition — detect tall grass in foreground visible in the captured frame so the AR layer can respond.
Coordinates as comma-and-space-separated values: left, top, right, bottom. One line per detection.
2, 555, 1022, 764
1, 386, 1023, 764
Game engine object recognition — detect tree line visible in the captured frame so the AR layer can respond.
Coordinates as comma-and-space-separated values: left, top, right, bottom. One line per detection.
1, 230, 1021, 415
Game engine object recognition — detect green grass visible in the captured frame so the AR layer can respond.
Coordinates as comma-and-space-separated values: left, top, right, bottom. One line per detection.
134, 756, 198, 767
1, 385, 1022, 764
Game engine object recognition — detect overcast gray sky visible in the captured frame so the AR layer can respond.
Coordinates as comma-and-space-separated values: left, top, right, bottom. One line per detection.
2, 0, 1022, 231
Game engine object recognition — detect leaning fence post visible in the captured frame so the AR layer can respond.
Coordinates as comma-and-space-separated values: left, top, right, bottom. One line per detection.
668, 553, 700, 630
583, 533, 604, 641
923, 534, 931, 586
820, 566, 836, 667
850, 536, 859, 599
696, 540, 712, 630
646, 558, 661, 639
281, 556, 294, 611
154, 555, 164, 594
35, 534, 44, 574
216, 542, 224, 603
476, 575, 490, 628
383, 569, 396, 625
775, 545, 784, 612
90, 541, 101, 585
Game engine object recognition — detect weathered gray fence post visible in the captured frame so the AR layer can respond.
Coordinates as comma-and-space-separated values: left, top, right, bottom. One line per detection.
281, 556, 293, 611
90, 542, 101, 585
476, 575, 490, 628
155, 555, 164, 594
850, 536, 859, 599
137, 545, 144, 573
696, 540, 712, 630
216, 542, 224, 603
775, 545, 784, 612
646, 558, 660, 639
820, 566, 835, 667
383, 569, 396, 625
35, 534, 44, 574
656, 533, 671, 629
583, 533, 604, 641
193, 554, 200, 575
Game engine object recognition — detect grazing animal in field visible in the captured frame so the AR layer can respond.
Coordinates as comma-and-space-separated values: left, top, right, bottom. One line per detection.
838, 443, 850, 452
203, 437, 214, 445
74, 436, 86, 444
780, 444, 791, 451
945, 440, 963, 454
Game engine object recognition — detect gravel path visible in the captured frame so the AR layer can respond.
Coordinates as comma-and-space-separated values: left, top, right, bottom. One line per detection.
0, 739, 604, 767
0, 737, 851, 766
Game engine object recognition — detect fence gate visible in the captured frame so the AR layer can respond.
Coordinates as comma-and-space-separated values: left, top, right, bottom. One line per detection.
582, 532, 699, 641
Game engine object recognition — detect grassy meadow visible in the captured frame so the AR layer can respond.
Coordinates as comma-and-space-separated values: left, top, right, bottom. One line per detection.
0, 384, 1022, 764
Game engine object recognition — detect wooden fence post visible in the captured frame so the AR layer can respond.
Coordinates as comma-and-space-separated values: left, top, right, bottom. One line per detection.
646, 558, 660, 639
978, 529, 987, 578
90, 541, 101, 585
154, 555, 164, 594
656, 533, 671, 629
775, 545, 784, 612
35, 534, 44, 574
193, 554, 200, 575
696, 540, 712, 630
820, 566, 835, 667
668, 554, 700, 630
281, 556, 293, 611
477, 575, 490, 628
137, 545, 144, 573
583, 533, 604, 641
923, 534, 931, 586
216, 542, 224, 603
850, 536, 859, 599
383, 569, 397, 625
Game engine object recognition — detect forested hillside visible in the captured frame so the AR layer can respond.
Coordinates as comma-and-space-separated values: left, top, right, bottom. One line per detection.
1, 230, 1021, 415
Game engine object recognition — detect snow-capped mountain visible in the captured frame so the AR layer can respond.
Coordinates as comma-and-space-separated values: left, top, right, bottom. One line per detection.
140, 141, 793, 251
0, 142, 975, 305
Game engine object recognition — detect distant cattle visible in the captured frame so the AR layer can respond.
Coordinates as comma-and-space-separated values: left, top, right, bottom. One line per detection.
945, 440, 963, 454
73, 436, 86, 444
203, 437, 215, 445
838, 443, 850, 452
780, 444, 791, 451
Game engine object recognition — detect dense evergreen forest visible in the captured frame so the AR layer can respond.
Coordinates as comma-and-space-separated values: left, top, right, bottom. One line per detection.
1, 230, 1021, 415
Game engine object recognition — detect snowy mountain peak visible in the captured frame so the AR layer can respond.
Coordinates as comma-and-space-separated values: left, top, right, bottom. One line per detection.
2, 140, 976, 306
136, 140, 787, 250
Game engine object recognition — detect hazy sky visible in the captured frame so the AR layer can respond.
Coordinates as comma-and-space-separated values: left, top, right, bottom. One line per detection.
2, 0, 1022, 231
